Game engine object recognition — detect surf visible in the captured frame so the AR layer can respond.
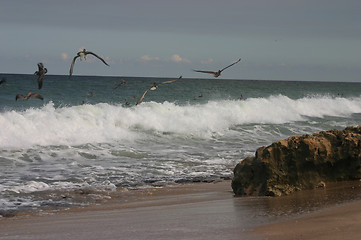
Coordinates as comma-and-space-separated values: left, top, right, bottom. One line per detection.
1, 95, 361, 149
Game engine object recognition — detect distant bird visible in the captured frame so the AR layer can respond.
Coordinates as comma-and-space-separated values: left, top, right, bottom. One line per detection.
87, 91, 94, 97
16, 91, 43, 101
34, 62, 47, 89
0, 78, 6, 86
193, 93, 203, 101
124, 99, 130, 105
193, 58, 241, 77
69, 49, 109, 77
136, 76, 182, 105
114, 79, 127, 89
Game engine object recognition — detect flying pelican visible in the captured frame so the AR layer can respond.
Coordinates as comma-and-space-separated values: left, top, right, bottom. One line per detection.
69, 49, 109, 77
136, 76, 182, 105
16, 91, 43, 101
193, 58, 241, 77
34, 62, 47, 89
114, 79, 127, 89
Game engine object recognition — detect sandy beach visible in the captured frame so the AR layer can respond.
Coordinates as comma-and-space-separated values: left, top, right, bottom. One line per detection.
1, 180, 361, 240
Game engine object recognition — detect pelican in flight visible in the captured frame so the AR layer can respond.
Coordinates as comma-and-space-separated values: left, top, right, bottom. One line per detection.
16, 91, 43, 101
136, 76, 182, 105
69, 49, 109, 77
193, 58, 241, 77
34, 62, 47, 89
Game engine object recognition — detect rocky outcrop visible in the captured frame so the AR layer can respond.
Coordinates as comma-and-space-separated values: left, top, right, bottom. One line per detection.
232, 126, 361, 196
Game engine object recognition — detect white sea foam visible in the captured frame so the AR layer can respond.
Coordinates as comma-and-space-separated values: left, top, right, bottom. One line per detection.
1, 95, 361, 149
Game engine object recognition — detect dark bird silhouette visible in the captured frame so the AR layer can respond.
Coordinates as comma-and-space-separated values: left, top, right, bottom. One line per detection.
0, 78, 6, 86
136, 76, 182, 105
114, 79, 127, 89
193, 58, 241, 77
16, 91, 44, 101
34, 62, 47, 89
69, 49, 109, 77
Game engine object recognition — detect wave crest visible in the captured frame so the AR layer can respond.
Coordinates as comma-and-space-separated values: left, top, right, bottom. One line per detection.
1, 95, 361, 148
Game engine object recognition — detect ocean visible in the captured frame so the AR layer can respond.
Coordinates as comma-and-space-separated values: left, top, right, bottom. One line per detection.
1, 73, 361, 217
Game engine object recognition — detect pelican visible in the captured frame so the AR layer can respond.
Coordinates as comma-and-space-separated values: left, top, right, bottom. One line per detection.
69, 49, 109, 77
16, 91, 43, 101
136, 76, 182, 105
34, 62, 47, 89
114, 79, 127, 89
193, 58, 241, 77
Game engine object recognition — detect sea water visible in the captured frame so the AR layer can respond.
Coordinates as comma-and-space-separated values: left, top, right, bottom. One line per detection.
1, 73, 361, 216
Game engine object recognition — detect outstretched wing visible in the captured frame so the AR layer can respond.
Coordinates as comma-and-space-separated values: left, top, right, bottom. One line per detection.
219, 58, 241, 72
193, 69, 217, 75
136, 85, 155, 105
15, 94, 25, 101
158, 76, 182, 85
69, 56, 79, 77
86, 51, 110, 66
30, 93, 44, 100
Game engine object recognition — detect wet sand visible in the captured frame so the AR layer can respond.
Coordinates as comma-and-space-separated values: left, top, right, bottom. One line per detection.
253, 200, 361, 240
1, 180, 361, 240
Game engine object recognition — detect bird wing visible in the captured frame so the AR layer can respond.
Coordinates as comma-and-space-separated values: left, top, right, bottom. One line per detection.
136, 85, 154, 105
219, 58, 241, 72
30, 93, 44, 100
158, 76, 182, 85
69, 56, 79, 77
86, 51, 110, 66
37, 62, 44, 71
15, 94, 25, 101
193, 70, 217, 75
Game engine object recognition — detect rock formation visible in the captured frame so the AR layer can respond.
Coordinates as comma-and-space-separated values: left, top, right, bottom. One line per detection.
232, 126, 361, 196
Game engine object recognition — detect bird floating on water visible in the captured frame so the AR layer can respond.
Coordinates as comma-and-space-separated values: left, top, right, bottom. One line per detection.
193, 58, 241, 77
69, 49, 109, 77
136, 76, 182, 105
34, 62, 47, 89
114, 79, 127, 89
124, 99, 130, 105
16, 91, 43, 101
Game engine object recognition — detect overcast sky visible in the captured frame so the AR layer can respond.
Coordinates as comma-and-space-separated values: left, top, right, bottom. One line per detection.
1, 0, 360, 81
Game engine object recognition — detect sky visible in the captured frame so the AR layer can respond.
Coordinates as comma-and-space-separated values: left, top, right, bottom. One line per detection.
0, 0, 360, 82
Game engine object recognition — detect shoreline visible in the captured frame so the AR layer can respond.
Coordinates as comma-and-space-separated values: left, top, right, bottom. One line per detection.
1, 180, 361, 240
